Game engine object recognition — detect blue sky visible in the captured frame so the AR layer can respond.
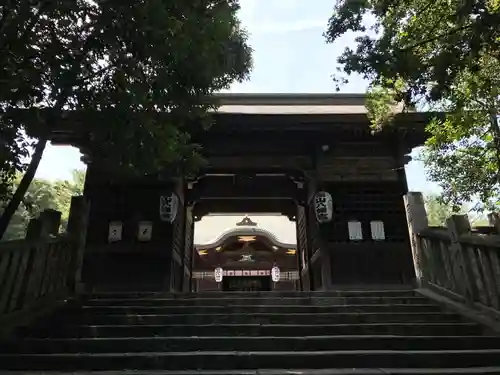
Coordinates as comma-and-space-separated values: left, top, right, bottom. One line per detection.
35, 0, 439, 195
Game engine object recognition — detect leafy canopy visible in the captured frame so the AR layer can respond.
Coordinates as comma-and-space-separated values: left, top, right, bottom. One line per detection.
0, 0, 252, 190
0, 0, 252, 238
325, 0, 500, 210
422, 55, 500, 210
325, 0, 500, 104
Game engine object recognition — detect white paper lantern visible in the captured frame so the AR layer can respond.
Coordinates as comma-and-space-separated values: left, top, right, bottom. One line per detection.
108, 221, 123, 242
159, 193, 179, 223
271, 266, 280, 282
314, 191, 333, 223
214, 267, 223, 283
137, 221, 153, 242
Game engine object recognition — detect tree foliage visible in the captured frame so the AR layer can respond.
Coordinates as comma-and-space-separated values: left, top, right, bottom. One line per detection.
424, 194, 464, 226
325, 0, 500, 210
424, 193, 489, 226
0, 0, 252, 239
325, 0, 500, 105
0, 169, 86, 241
422, 55, 500, 210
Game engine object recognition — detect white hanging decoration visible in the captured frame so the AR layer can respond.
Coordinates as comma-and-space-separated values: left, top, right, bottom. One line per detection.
214, 267, 223, 283
271, 265, 281, 282
159, 193, 179, 223
108, 221, 123, 242
348, 220, 363, 241
314, 191, 333, 223
137, 221, 153, 242
370, 220, 386, 241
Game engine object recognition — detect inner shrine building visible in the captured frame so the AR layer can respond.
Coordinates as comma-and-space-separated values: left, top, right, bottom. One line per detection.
192, 216, 299, 292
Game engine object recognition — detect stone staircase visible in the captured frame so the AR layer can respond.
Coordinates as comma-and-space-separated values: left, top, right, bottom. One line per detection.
1, 289, 500, 374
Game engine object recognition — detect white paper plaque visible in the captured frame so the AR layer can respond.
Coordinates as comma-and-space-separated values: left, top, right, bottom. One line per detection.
271, 266, 281, 282
138, 221, 153, 242
214, 267, 223, 283
108, 221, 123, 242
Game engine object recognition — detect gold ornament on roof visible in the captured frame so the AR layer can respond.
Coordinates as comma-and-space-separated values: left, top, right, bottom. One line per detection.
236, 216, 257, 227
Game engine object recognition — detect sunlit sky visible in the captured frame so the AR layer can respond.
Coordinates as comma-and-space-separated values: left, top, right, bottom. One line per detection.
34, 0, 440, 243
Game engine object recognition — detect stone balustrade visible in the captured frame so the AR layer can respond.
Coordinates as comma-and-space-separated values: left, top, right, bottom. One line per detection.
405, 192, 500, 317
0, 196, 89, 333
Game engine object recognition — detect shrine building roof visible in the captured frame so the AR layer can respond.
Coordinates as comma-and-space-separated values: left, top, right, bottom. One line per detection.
194, 216, 296, 249
214, 93, 404, 115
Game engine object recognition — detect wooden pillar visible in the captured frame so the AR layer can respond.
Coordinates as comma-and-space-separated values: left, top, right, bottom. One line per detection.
182, 203, 195, 292
66, 196, 90, 293
403, 192, 429, 287
306, 173, 333, 291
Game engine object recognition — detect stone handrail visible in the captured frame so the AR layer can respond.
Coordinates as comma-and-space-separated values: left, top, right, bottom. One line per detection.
405, 192, 500, 318
0, 196, 89, 333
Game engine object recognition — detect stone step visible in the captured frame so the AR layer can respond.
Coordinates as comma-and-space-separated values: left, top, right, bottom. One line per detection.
3, 335, 500, 354
1, 349, 500, 370
84, 296, 430, 306
2, 369, 500, 375
35, 312, 462, 326
18, 322, 482, 338
78, 304, 442, 315
86, 290, 418, 299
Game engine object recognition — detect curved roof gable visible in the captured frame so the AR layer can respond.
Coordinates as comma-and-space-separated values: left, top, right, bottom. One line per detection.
194, 227, 296, 249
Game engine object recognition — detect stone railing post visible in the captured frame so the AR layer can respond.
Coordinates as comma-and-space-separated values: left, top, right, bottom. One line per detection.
41, 209, 62, 237
66, 196, 90, 294
25, 218, 42, 240
403, 192, 429, 287
488, 212, 500, 233
446, 214, 478, 304
25, 209, 62, 240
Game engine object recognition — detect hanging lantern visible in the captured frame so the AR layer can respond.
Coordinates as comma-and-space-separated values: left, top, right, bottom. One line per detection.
214, 267, 223, 283
314, 191, 333, 223
271, 265, 280, 282
159, 193, 179, 223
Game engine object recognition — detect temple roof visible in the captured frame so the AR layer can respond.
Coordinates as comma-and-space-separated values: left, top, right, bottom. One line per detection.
194, 216, 296, 249
214, 93, 404, 115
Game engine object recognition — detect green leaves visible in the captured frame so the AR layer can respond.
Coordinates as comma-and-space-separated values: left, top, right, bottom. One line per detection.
325, 0, 500, 211
325, 0, 500, 105
0, 169, 85, 241
0, 0, 252, 230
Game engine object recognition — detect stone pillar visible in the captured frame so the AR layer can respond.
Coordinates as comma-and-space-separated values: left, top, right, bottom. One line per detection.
66, 196, 90, 293
25, 209, 62, 239
446, 214, 478, 303
40, 209, 62, 237
403, 192, 429, 287
488, 212, 500, 233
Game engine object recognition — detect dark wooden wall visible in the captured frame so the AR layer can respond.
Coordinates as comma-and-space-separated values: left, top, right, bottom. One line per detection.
321, 181, 415, 285
81, 165, 190, 292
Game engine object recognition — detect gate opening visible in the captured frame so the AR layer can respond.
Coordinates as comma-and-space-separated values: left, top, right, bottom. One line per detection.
192, 214, 298, 292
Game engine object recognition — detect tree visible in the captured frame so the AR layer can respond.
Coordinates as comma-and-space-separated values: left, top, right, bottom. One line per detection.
324, 0, 500, 104
424, 194, 490, 226
0, 169, 86, 241
424, 194, 463, 226
0, 0, 252, 239
324, 0, 500, 210
422, 55, 500, 210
